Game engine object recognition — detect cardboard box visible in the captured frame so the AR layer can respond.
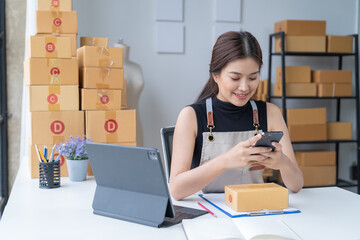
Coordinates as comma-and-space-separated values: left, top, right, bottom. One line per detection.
288, 124, 327, 142
286, 108, 327, 125
81, 89, 122, 110
317, 83, 352, 97
27, 36, 72, 59
80, 37, 108, 47
312, 70, 352, 83
327, 122, 352, 140
36, 33, 77, 57
273, 83, 317, 97
29, 85, 79, 111
31, 111, 84, 144
85, 110, 136, 143
295, 151, 336, 166
327, 35, 353, 53
225, 183, 288, 212
300, 166, 336, 187
77, 46, 123, 68
37, 0, 72, 11
275, 36, 326, 53
276, 66, 311, 83
79, 68, 124, 89
24, 58, 78, 85
121, 78, 128, 108
274, 20, 326, 36
36, 11, 78, 34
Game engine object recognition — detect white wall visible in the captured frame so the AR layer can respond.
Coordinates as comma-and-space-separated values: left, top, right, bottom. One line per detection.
73, 0, 359, 182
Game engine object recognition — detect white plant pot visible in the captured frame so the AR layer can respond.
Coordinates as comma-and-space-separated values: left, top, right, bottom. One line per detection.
66, 158, 89, 181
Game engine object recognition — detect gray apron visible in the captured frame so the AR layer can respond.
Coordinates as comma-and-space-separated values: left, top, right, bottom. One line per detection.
200, 98, 264, 193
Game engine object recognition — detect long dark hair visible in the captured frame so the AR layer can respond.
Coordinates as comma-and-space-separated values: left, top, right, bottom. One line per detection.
196, 31, 263, 103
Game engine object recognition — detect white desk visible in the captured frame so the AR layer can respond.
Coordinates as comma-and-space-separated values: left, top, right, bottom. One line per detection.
1, 160, 360, 240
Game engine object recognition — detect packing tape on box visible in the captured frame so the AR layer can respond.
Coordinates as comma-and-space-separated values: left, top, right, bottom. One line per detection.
51, 11, 63, 33
97, 47, 114, 68
105, 111, 119, 142
48, 86, 61, 111
45, 37, 58, 58
332, 83, 336, 97
49, 112, 65, 143
95, 68, 111, 88
47, 59, 61, 84
96, 89, 109, 110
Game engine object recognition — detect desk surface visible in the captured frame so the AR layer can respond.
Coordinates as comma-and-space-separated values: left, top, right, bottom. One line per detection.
1, 160, 360, 240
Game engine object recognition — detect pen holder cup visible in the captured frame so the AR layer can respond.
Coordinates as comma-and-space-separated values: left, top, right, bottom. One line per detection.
39, 161, 61, 189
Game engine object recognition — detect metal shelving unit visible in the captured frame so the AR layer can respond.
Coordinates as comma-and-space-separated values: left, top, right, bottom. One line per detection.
268, 32, 360, 193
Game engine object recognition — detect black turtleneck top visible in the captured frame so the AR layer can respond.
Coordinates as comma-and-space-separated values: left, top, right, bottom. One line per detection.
189, 97, 268, 169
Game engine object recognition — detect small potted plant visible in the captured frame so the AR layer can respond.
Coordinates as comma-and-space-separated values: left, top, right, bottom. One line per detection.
57, 135, 92, 181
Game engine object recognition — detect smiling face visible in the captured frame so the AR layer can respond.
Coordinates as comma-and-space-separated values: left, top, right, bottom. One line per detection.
213, 57, 260, 107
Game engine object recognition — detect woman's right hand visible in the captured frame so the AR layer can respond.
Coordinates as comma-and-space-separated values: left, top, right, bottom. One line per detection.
221, 134, 273, 170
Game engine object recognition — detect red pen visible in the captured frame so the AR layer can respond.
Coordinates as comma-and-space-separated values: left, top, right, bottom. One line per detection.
198, 202, 217, 217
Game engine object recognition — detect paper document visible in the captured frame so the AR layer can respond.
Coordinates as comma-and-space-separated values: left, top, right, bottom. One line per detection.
199, 193, 300, 218
182, 218, 302, 240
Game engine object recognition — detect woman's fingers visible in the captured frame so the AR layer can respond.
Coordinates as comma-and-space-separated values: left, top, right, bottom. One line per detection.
243, 134, 262, 147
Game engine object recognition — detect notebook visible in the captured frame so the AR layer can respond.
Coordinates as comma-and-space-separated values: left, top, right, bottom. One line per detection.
199, 193, 301, 218
182, 217, 302, 240
85, 142, 207, 228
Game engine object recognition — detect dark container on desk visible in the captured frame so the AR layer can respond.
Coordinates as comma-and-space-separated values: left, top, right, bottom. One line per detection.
39, 161, 61, 189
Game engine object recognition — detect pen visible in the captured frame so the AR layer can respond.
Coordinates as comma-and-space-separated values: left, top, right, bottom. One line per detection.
54, 145, 64, 162
35, 144, 43, 162
198, 202, 217, 218
43, 147, 48, 161
49, 144, 56, 162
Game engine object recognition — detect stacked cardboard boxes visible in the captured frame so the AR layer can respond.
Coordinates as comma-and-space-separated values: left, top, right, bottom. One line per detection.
295, 151, 336, 186
252, 79, 268, 101
274, 20, 326, 53
312, 70, 352, 97
24, 0, 83, 178
78, 38, 137, 147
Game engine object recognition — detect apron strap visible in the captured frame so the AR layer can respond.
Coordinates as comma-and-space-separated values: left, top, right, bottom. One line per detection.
206, 98, 215, 141
250, 100, 260, 135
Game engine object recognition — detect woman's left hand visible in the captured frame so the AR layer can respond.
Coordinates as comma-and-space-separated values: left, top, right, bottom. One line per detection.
254, 142, 289, 170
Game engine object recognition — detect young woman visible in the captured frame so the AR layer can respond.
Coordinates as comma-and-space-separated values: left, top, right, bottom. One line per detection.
169, 31, 303, 201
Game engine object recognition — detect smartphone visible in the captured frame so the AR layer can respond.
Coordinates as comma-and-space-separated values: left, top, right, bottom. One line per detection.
254, 131, 284, 151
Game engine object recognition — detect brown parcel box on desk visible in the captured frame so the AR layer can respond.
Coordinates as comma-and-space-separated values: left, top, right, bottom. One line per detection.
286, 108, 326, 125
24, 58, 78, 85
37, 33, 77, 57
312, 70, 352, 83
318, 83, 352, 97
275, 36, 326, 53
27, 36, 72, 59
81, 89, 122, 110
80, 37, 108, 47
225, 183, 288, 212
273, 83, 317, 97
37, 0, 72, 11
276, 66, 311, 83
327, 122, 352, 140
77, 46, 123, 68
31, 111, 84, 144
29, 85, 79, 111
79, 68, 124, 89
36, 11, 78, 34
327, 35, 353, 53
295, 151, 336, 166
85, 110, 136, 143
274, 20, 326, 36
300, 166, 336, 187
288, 124, 327, 142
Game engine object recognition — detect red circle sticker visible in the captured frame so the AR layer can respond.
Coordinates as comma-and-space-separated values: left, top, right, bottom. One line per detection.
53, 153, 65, 166
104, 119, 118, 133
51, 0, 60, 7
45, 43, 55, 53
53, 18, 62, 27
50, 120, 65, 134
229, 194, 232, 203
100, 95, 109, 104
50, 67, 60, 75
47, 94, 58, 104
